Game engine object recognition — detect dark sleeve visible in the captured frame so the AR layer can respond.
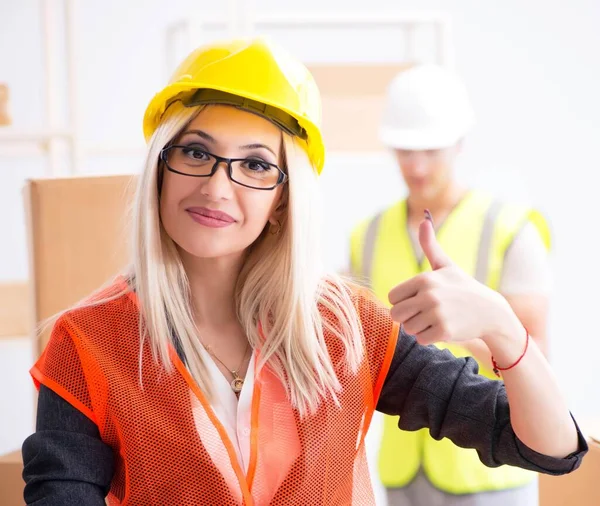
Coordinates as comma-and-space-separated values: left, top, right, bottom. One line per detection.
376, 326, 588, 475
22, 385, 114, 505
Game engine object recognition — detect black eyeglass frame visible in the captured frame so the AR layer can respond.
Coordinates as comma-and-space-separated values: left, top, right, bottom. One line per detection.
160, 145, 288, 191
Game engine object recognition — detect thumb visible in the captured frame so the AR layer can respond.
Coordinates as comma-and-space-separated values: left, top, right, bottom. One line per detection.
419, 210, 452, 270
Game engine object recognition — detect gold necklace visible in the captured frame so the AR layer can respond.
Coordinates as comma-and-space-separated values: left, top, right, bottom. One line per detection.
204, 341, 250, 394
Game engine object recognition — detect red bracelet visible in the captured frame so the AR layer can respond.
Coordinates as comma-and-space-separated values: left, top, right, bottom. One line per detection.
492, 327, 530, 377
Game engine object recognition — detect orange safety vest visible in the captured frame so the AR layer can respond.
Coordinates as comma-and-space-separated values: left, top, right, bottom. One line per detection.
31, 279, 399, 505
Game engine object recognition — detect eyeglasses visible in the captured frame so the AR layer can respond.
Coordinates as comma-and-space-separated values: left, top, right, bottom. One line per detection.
160, 145, 288, 191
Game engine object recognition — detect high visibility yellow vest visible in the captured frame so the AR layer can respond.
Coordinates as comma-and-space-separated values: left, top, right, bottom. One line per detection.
349, 190, 551, 494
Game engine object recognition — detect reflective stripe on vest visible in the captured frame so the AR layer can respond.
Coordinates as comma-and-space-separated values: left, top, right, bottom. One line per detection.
362, 212, 383, 282
475, 199, 504, 285
349, 190, 550, 494
361, 198, 519, 289
31, 279, 400, 505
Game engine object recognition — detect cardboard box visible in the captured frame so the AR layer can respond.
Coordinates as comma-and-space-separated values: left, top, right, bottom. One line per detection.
539, 423, 600, 506
1, 175, 133, 504
0, 450, 24, 506
308, 63, 413, 152
24, 175, 136, 354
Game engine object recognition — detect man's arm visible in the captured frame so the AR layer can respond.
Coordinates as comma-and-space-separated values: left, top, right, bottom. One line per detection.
504, 294, 549, 355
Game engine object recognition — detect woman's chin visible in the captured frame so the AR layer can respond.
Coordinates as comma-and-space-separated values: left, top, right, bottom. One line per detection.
178, 242, 247, 262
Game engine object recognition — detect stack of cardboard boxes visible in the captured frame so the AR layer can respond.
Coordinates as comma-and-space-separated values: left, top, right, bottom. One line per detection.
0, 175, 134, 505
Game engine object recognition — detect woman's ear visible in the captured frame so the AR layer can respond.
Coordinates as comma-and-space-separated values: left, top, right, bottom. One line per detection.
268, 207, 285, 228
268, 191, 286, 235
269, 185, 288, 224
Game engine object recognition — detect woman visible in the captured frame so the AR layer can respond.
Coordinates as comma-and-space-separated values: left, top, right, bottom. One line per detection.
22, 38, 586, 506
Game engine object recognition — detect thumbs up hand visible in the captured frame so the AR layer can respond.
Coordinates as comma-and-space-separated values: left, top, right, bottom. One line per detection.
388, 210, 515, 346
418, 209, 453, 270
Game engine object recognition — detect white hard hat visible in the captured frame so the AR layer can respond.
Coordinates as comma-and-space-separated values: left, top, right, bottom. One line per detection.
380, 64, 475, 150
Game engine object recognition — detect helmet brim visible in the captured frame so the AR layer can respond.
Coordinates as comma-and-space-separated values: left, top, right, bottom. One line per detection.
379, 124, 474, 151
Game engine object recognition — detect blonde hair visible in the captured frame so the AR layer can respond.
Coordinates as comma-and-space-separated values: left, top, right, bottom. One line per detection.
79, 102, 365, 416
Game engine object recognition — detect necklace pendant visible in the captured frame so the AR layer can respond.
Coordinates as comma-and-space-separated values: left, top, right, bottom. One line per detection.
231, 374, 244, 393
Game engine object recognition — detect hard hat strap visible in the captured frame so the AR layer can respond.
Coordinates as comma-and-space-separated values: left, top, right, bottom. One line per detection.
179, 88, 308, 141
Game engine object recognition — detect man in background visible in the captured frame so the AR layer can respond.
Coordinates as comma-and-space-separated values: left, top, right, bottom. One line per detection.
351, 64, 552, 506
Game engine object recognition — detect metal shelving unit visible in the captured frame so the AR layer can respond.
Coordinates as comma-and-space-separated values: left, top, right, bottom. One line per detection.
0, 2, 454, 175
0, 0, 79, 176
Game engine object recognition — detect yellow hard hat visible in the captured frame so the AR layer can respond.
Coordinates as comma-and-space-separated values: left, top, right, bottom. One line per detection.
143, 37, 325, 173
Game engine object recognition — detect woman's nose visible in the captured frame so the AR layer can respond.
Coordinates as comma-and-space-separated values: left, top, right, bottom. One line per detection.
200, 161, 234, 200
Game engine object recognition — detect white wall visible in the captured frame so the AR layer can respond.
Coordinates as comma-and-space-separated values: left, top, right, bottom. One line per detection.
1, 0, 599, 454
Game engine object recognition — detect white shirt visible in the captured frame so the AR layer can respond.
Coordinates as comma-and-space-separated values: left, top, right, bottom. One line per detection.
498, 222, 553, 295
199, 345, 256, 473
